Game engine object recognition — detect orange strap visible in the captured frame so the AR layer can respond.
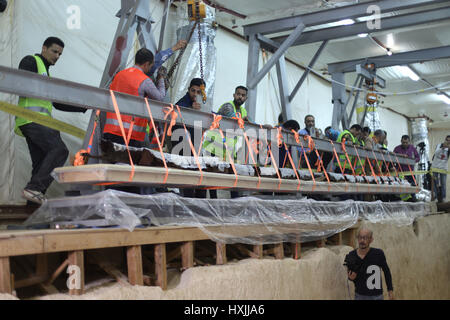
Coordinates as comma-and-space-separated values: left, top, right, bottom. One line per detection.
371, 149, 383, 176
145, 98, 169, 184
160, 105, 178, 147
283, 142, 301, 190
379, 151, 391, 177
306, 135, 331, 189
386, 153, 401, 192
110, 90, 135, 182
408, 164, 418, 187
394, 154, 407, 193
352, 145, 367, 176
174, 105, 204, 185
210, 114, 239, 188
297, 134, 316, 190
74, 110, 101, 166
235, 114, 261, 188
329, 139, 344, 175
365, 155, 379, 185
341, 139, 356, 176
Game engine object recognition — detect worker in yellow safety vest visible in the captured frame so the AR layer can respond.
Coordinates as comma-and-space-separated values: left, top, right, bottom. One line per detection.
217, 86, 249, 122
16, 37, 87, 205
334, 124, 362, 174
202, 103, 242, 161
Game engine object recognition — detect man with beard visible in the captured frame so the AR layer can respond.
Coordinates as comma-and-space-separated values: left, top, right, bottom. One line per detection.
345, 228, 394, 300
217, 86, 249, 121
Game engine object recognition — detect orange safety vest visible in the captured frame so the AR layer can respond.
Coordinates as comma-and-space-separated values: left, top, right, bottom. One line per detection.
104, 67, 156, 143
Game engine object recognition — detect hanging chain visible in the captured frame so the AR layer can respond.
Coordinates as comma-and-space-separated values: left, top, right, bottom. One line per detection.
195, 0, 206, 103
167, 21, 198, 82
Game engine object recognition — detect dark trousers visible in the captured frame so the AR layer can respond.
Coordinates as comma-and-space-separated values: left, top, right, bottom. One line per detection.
20, 123, 69, 194
405, 175, 417, 201
182, 189, 239, 199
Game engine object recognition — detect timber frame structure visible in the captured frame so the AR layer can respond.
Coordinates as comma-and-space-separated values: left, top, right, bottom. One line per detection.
0, 221, 362, 295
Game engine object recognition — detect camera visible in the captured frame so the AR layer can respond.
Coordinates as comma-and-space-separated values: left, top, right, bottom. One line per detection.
344, 253, 363, 274
0, 0, 7, 13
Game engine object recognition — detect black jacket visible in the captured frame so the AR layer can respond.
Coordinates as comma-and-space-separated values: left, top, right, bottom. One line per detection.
18, 54, 87, 113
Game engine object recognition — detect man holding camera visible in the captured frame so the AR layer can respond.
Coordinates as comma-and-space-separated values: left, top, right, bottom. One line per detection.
345, 228, 394, 300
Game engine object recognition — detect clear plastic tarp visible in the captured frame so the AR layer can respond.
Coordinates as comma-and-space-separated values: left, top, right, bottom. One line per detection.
22, 190, 431, 244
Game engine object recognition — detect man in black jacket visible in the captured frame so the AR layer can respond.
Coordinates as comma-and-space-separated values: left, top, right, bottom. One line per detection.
345, 227, 394, 300
17, 36, 86, 205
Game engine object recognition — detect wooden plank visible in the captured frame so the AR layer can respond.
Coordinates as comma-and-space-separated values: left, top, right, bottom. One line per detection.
274, 243, 284, 259
127, 245, 143, 286
181, 242, 194, 270
14, 275, 47, 289
0, 234, 45, 257
68, 251, 84, 295
291, 242, 301, 260
0, 257, 12, 294
154, 244, 167, 290
36, 254, 48, 278
253, 244, 263, 259
234, 244, 259, 259
216, 243, 227, 265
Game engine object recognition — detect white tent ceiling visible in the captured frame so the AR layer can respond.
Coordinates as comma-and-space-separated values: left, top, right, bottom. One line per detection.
204, 0, 450, 126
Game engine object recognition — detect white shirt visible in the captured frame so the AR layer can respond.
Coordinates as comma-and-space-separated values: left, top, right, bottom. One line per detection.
431, 143, 449, 170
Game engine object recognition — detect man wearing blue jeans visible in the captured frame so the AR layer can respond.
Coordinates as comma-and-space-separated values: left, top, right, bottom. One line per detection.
431, 135, 450, 203
346, 228, 394, 300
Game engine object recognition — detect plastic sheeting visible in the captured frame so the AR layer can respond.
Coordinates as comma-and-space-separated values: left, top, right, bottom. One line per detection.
170, 3, 217, 113
357, 101, 381, 133
23, 190, 430, 244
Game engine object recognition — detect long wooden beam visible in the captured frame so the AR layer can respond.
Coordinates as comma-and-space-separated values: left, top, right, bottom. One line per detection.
53, 164, 419, 195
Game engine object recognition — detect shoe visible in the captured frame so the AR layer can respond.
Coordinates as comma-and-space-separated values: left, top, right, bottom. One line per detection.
22, 189, 46, 205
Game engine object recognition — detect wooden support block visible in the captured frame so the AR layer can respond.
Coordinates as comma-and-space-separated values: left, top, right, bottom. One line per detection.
36, 254, 48, 278
274, 243, 284, 259
291, 242, 301, 260
216, 242, 227, 265
0, 257, 12, 294
253, 244, 263, 259
342, 228, 357, 248
127, 245, 143, 286
316, 238, 326, 248
68, 250, 84, 295
154, 244, 167, 290
334, 232, 343, 245
181, 242, 194, 270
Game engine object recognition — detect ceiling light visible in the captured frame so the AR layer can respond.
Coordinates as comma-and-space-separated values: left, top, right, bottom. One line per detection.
386, 33, 394, 48
358, 33, 368, 38
393, 66, 420, 81
337, 19, 355, 26
437, 94, 450, 105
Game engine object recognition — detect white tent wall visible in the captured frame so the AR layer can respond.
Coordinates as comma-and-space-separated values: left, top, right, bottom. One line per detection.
0, 1, 415, 205
378, 107, 409, 152
0, 0, 16, 204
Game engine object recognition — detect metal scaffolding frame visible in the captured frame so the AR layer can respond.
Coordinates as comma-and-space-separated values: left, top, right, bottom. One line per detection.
241, 0, 450, 124
0, 65, 416, 168
328, 45, 450, 129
